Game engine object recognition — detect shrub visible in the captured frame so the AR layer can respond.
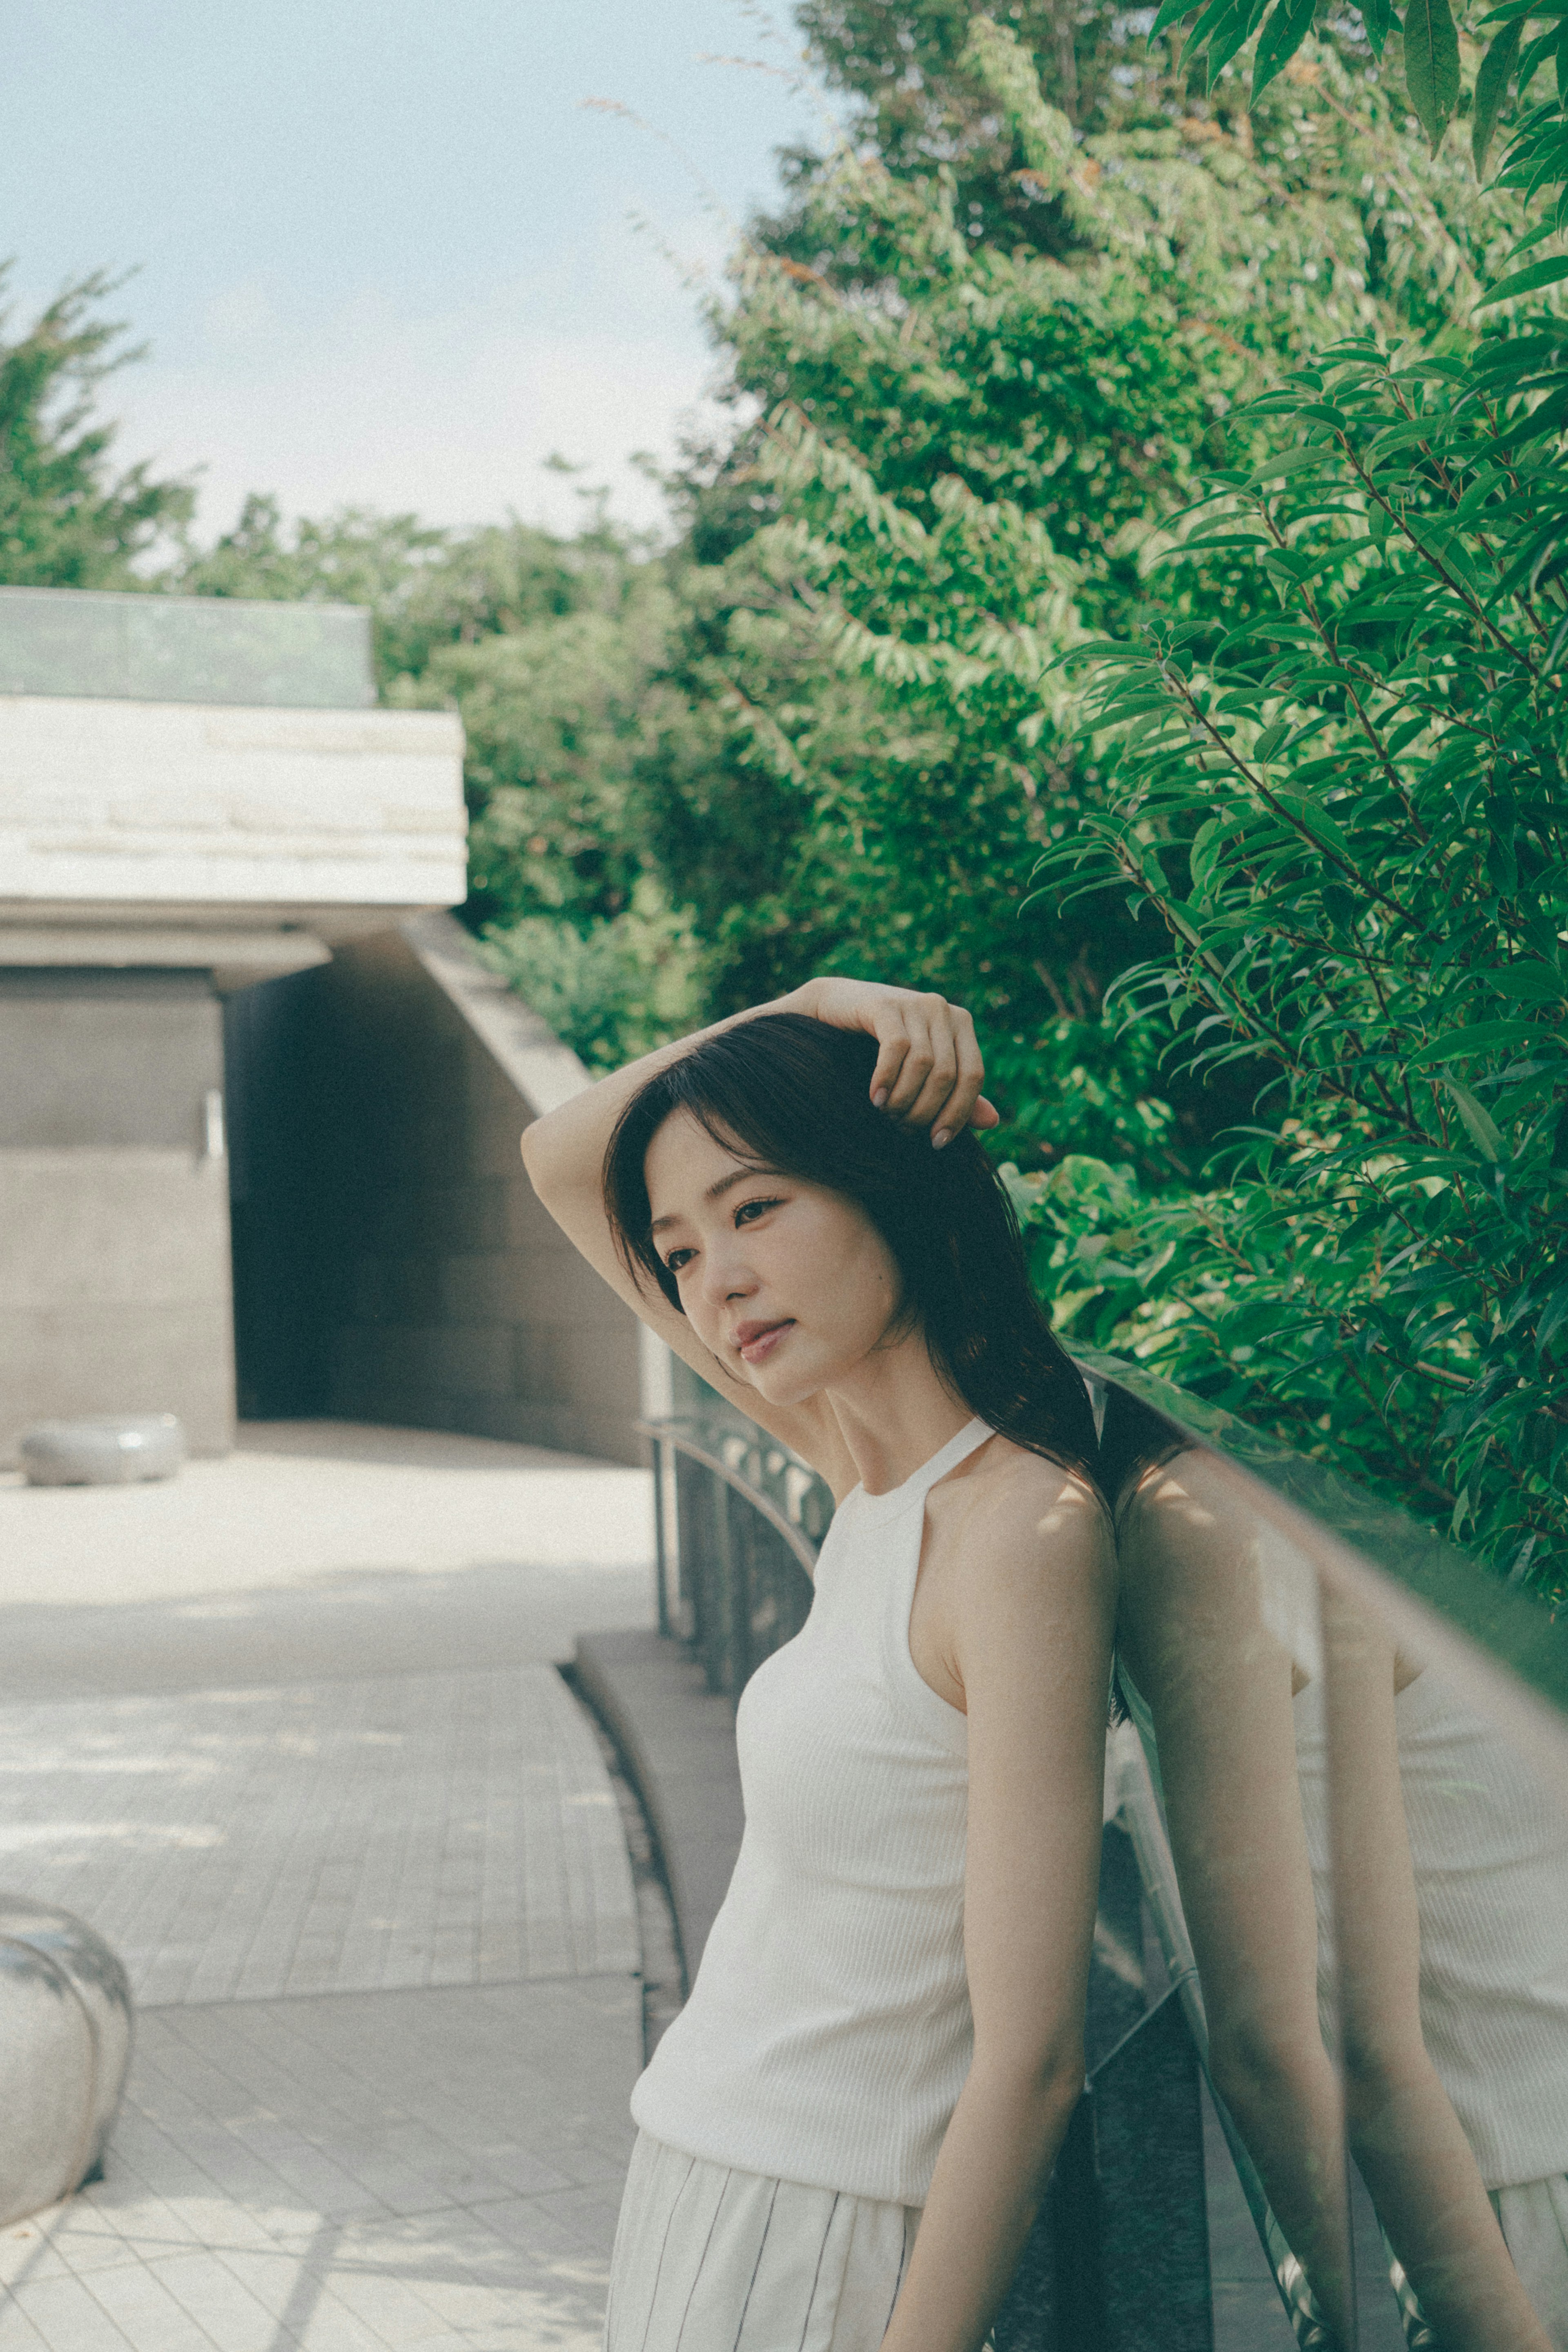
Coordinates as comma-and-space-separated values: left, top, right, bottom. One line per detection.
478, 884, 705, 1073
1035, 310, 1568, 1598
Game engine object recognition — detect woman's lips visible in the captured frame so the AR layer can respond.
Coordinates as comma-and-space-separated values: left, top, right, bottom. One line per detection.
737, 1320, 794, 1364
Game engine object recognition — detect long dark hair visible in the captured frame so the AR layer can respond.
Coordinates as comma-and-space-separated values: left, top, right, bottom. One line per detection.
603, 1013, 1101, 1491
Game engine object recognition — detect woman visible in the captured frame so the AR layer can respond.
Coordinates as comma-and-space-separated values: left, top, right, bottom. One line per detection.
522, 975, 1116, 2352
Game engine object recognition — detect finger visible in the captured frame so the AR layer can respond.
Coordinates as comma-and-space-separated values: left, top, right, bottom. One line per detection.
903, 1044, 962, 1133
883, 1007, 943, 1119
971, 1094, 1000, 1131
868, 1021, 915, 1112
902, 997, 971, 1135
932, 1010, 986, 1144
893, 1025, 968, 1133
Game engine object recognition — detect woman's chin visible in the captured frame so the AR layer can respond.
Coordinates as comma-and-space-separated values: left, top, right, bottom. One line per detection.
746, 1354, 829, 1409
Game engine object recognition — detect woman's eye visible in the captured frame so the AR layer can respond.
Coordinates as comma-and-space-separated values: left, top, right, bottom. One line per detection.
664, 1248, 693, 1275
735, 1197, 780, 1227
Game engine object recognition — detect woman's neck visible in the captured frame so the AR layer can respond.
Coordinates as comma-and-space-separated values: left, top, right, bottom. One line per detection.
822, 1331, 975, 1497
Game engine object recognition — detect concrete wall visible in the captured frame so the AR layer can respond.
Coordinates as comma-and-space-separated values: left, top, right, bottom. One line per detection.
227, 914, 643, 1465
0, 649, 473, 1466
0, 972, 235, 1459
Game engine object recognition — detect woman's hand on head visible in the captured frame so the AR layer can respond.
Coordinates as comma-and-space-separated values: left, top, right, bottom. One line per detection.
795, 977, 999, 1147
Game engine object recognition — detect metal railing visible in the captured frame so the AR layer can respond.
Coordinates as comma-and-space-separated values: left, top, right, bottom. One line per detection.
640, 1417, 823, 1698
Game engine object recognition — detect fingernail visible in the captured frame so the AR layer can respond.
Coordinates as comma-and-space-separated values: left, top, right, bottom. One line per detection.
872, 1088, 889, 1108
932, 1129, 949, 1150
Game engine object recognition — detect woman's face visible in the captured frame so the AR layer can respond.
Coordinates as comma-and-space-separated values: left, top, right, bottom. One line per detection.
643, 1109, 904, 1405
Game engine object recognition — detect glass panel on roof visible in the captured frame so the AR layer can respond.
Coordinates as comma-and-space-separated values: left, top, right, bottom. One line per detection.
0, 586, 374, 709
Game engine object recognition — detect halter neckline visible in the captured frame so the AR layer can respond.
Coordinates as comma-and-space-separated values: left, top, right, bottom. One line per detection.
855, 1416, 993, 1509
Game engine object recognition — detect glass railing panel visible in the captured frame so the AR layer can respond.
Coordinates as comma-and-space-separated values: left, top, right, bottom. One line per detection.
1316, 1558, 1568, 2350
1091, 1353, 1568, 2350
1110, 1424, 1357, 2348
0, 585, 375, 708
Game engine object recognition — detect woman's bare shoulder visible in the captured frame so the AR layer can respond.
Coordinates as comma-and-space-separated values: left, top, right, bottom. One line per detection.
925, 1439, 1114, 1708
940, 1437, 1112, 1584
961, 1434, 1103, 1515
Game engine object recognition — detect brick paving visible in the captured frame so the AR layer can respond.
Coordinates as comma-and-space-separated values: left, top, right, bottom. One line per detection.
0, 1424, 654, 2351
0, 1670, 636, 2006
0, 1983, 637, 2351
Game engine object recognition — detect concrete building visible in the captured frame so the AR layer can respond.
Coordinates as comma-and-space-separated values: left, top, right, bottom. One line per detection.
0, 586, 643, 1466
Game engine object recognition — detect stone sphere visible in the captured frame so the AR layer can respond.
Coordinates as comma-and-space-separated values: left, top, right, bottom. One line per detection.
0, 1899, 133, 2228
19, 1415, 186, 1487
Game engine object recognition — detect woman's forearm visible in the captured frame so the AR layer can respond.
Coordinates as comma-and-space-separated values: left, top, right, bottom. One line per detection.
880, 2057, 1081, 2352
1207, 2041, 1354, 2348
1348, 2058, 1555, 2352
519, 983, 814, 1203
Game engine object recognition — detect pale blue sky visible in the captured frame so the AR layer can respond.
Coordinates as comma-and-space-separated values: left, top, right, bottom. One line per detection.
3, 2, 829, 535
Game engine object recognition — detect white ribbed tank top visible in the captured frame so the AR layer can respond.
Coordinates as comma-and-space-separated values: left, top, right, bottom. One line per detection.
1294, 1669, 1568, 2190
630, 1416, 992, 2207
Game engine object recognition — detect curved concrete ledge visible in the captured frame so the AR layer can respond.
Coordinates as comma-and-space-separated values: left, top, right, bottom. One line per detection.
572, 1628, 744, 1989
0, 1898, 133, 2227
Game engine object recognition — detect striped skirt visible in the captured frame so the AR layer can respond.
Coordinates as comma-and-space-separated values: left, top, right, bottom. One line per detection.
1493, 2174, 1568, 2350
604, 2131, 920, 2352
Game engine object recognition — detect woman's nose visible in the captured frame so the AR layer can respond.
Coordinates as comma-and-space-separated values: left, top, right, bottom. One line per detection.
699, 1240, 756, 1309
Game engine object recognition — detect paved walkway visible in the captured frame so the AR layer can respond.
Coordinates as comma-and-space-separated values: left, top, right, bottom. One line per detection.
0, 1423, 656, 2352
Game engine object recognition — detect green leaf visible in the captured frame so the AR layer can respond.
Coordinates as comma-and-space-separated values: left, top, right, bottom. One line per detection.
1502, 963, 1567, 1003
1516, 25, 1561, 94
1208, 0, 1274, 74
1251, 446, 1342, 483
1276, 791, 1351, 857
1361, 0, 1393, 54
1409, 1019, 1546, 1067
1441, 1077, 1505, 1161
1151, 0, 1196, 33
1473, 19, 1523, 175
1474, 253, 1568, 307
1185, 0, 1250, 53
1404, 0, 1461, 151
1251, 0, 1317, 97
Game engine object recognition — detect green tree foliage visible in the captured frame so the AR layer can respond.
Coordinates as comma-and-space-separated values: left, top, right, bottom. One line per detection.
775, 0, 1527, 319
782, 0, 1474, 250
1160, 0, 1568, 181
0, 269, 193, 586
410, 532, 672, 937
798, 0, 1143, 141
781, 0, 1169, 246
477, 886, 704, 1073
1029, 325, 1568, 1594
646, 11, 1531, 1180
174, 493, 445, 655
688, 7, 1568, 1590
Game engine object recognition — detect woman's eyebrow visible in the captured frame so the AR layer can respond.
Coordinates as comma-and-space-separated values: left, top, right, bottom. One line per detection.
649, 1165, 778, 1235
